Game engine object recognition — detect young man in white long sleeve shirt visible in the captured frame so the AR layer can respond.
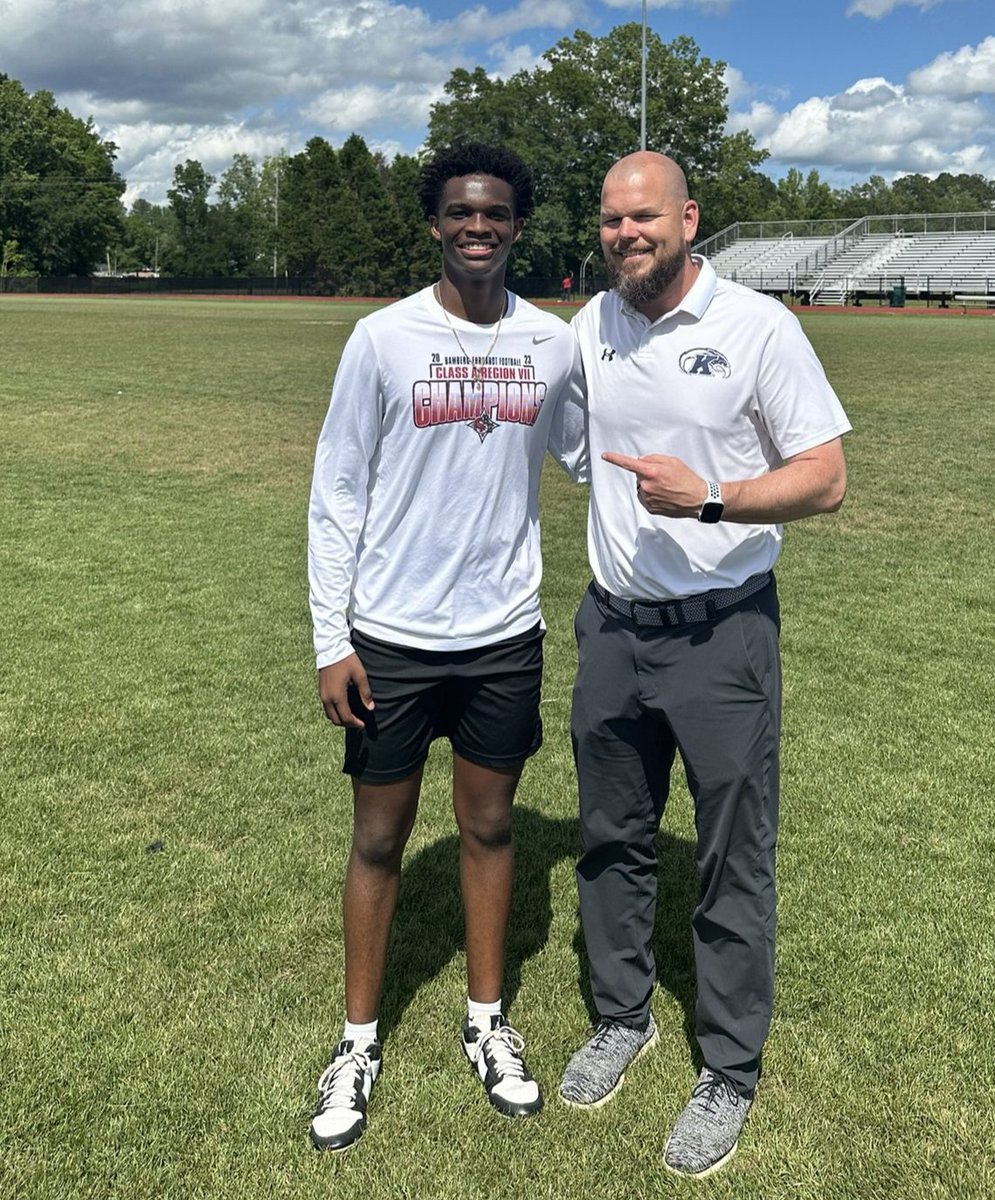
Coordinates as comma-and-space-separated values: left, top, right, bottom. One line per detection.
307, 143, 586, 1151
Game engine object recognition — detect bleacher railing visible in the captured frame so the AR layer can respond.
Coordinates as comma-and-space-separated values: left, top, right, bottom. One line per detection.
723, 272, 994, 301
697, 211, 995, 303
695, 211, 995, 261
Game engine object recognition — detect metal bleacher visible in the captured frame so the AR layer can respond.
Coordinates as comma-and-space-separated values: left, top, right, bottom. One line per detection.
696, 213, 995, 307
709, 237, 829, 284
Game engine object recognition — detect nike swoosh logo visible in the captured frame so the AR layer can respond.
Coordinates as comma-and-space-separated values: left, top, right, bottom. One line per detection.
532, 335, 555, 344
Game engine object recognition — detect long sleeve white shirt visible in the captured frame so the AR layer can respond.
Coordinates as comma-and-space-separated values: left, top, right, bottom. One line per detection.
309, 286, 587, 667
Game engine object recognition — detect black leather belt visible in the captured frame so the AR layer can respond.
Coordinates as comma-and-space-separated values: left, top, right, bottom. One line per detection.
592, 572, 772, 628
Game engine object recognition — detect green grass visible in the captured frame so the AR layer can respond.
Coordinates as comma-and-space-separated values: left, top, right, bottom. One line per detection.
1, 296, 993, 1199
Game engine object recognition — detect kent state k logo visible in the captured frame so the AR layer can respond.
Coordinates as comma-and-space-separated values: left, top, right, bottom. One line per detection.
679, 348, 732, 378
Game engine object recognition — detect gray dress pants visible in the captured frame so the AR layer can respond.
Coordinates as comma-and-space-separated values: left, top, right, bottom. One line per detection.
571, 578, 782, 1097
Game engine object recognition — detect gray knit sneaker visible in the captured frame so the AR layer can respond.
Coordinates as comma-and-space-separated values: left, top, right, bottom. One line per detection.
663, 1067, 752, 1177
559, 1015, 658, 1108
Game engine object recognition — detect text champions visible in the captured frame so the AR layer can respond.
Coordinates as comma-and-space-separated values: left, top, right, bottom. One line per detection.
412, 362, 547, 429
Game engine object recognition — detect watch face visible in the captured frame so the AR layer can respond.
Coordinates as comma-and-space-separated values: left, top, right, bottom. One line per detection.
699, 480, 723, 523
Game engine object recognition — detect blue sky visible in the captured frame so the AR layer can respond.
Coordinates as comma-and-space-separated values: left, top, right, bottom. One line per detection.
3, 0, 993, 205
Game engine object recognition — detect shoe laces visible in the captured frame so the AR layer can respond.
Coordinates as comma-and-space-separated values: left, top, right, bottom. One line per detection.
315, 1045, 374, 1112
691, 1070, 741, 1114
477, 1023, 528, 1080
589, 1018, 625, 1051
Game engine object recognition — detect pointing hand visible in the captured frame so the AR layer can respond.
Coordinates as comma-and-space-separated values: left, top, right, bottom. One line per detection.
602, 451, 707, 519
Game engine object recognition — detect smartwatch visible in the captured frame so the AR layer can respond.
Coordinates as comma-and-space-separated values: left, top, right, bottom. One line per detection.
698, 480, 724, 524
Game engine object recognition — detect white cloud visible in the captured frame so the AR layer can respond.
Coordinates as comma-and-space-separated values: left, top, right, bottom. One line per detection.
830, 78, 902, 112
601, 0, 733, 10
118, 122, 290, 206
726, 100, 781, 141
908, 36, 995, 97
0, 0, 582, 115
487, 41, 547, 78
6, 0, 995, 207
365, 137, 410, 163
433, 0, 584, 43
846, 0, 946, 16
2, 0, 590, 203
730, 74, 995, 179
722, 65, 751, 108
722, 64, 790, 113
2, 0, 316, 120
303, 82, 444, 134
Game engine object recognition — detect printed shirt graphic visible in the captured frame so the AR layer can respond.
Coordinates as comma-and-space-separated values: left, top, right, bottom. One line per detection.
308, 287, 587, 666
413, 336, 550, 438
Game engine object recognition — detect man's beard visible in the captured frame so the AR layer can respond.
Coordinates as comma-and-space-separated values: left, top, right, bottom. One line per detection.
607, 243, 685, 306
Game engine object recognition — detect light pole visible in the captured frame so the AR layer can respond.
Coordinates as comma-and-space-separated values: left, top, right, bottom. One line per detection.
272, 159, 280, 280
640, 0, 647, 150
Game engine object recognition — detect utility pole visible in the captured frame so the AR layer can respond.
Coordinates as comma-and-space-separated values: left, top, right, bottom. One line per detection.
272, 158, 280, 279
640, 0, 648, 151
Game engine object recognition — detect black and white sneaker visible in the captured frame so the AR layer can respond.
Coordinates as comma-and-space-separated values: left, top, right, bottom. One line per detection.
461, 1014, 543, 1118
310, 1039, 382, 1151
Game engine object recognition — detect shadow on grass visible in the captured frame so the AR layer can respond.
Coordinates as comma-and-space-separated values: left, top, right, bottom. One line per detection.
653, 832, 701, 1066
380, 804, 700, 1068
379, 806, 577, 1038
567, 830, 700, 1065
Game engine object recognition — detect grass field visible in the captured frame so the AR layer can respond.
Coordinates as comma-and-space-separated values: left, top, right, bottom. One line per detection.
1, 295, 993, 1200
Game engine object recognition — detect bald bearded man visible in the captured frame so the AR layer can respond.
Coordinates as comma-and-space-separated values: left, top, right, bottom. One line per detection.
559, 152, 851, 1177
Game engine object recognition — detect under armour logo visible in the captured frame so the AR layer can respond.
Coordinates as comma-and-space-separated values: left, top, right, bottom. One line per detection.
601, 347, 617, 361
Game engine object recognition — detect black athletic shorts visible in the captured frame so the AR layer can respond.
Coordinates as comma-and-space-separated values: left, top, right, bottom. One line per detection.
343, 624, 545, 782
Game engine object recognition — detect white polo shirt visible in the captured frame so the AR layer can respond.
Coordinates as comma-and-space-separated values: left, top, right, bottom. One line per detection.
572, 256, 851, 601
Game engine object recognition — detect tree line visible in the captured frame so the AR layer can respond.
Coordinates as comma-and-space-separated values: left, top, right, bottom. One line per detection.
3, 31, 994, 290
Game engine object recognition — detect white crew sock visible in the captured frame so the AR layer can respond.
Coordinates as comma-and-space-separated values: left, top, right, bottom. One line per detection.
343, 1018, 379, 1048
467, 998, 503, 1028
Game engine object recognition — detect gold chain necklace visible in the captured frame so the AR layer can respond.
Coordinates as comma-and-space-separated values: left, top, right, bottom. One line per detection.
434, 284, 506, 381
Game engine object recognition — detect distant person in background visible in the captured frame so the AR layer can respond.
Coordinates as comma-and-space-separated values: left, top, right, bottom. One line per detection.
559, 150, 850, 1178
307, 142, 586, 1152
561, 271, 574, 302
